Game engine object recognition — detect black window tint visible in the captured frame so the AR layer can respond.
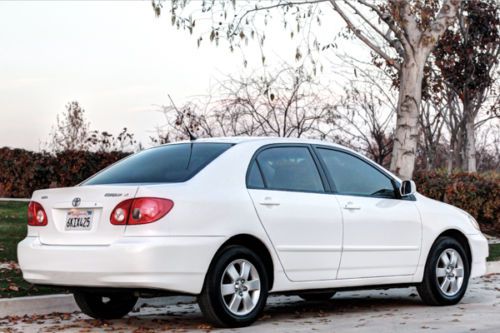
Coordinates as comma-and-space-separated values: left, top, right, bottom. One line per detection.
256, 147, 324, 192
247, 161, 265, 189
317, 148, 396, 198
84, 143, 232, 185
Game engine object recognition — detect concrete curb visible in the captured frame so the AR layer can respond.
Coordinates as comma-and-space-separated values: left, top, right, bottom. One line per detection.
0, 294, 195, 318
487, 261, 500, 275
1, 261, 499, 318
0, 294, 78, 317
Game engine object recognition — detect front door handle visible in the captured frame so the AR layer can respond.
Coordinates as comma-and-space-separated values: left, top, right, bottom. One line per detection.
343, 202, 361, 210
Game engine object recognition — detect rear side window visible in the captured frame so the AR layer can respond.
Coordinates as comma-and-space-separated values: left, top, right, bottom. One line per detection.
254, 147, 324, 193
247, 162, 265, 189
84, 143, 233, 185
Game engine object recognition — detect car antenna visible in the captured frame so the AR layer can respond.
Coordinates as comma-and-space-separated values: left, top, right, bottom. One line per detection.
168, 94, 197, 141
184, 126, 197, 141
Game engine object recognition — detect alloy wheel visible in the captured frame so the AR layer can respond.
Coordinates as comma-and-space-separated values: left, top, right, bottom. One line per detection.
220, 259, 261, 316
435, 248, 465, 296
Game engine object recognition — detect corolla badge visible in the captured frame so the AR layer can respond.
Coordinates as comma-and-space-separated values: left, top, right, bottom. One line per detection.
72, 197, 81, 207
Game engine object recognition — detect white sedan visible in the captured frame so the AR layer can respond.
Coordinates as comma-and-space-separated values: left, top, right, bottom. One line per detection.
18, 137, 488, 327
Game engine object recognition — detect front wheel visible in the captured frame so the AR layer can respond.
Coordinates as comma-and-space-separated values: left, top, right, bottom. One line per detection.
417, 236, 470, 306
73, 290, 138, 320
198, 245, 269, 327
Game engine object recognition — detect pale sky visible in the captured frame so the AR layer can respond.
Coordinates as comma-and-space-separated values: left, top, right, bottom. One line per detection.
0, 1, 350, 150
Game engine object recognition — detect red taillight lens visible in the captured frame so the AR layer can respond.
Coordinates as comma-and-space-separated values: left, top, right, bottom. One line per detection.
110, 198, 174, 226
110, 199, 134, 225
27, 201, 48, 226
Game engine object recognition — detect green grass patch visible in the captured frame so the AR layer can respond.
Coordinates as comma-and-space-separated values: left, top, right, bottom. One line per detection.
0, 201, 27, 263
0, 201, 64, 298
488, 243, 500, 262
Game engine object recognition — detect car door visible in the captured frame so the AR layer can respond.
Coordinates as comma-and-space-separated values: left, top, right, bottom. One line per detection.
247, 145, 343, 282
314, 147, 422, 279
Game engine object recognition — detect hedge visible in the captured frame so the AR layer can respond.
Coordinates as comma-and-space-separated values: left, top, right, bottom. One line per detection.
0, 148, 128, 198
0, 147, 498, 233
414, 171, 499, 234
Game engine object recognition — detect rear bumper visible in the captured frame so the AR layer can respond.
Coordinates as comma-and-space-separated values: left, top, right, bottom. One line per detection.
468, 232, 489, 278
17, 236, 225, 294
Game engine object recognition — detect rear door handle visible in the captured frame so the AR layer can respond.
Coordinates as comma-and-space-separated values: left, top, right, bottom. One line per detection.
259, 201, 281, 206
259, 197, 280, 206
343, 202, 361, 210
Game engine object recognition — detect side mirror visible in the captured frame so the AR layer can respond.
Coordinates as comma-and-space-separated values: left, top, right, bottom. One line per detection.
400, 180, 416, 197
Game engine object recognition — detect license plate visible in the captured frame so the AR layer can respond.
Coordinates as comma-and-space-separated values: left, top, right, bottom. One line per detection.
65, 209, 93, 231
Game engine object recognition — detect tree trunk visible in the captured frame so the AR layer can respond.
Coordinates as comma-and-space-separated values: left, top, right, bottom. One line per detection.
464, 116, 477, 172
447, 133, 457, 174
390, 54, 425, 180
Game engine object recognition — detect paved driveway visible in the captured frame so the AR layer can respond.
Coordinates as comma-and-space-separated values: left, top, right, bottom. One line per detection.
1, 274, 499, 333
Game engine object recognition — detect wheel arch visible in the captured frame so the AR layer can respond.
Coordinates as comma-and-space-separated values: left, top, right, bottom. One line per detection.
435, 229, 472, 264
208, 234, 275, 291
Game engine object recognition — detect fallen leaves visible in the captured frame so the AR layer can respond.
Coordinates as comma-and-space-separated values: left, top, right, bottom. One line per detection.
7, 283, 19, 292
0, 261, 20, 271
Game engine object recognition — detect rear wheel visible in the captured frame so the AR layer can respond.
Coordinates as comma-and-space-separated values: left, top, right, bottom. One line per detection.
73, 290, 138, 319
417, 236, 470, 306
198, 245, 269, 327
298, 291, 336, 302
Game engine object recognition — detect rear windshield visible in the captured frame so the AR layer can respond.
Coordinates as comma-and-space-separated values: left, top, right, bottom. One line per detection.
83, 143, 233, 185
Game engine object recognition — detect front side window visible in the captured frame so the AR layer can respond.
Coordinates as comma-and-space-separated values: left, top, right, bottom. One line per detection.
84, 143, 233, 185
316, 148, 396, 198
255, 147, 324, 193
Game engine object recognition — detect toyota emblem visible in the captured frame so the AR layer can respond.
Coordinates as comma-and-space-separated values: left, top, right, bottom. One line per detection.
72, 197, 81, 207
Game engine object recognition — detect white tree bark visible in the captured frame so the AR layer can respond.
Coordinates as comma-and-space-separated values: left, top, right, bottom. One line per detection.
388, 0, 460, 179
332, 0, 460, 179
464, 117, 477, 172
390, 53, 425, 179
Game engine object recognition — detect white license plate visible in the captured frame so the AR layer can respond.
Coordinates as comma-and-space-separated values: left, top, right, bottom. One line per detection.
65, 209, 94, 231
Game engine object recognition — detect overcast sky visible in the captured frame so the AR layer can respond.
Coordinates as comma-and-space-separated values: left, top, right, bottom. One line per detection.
0, 1, 350, 150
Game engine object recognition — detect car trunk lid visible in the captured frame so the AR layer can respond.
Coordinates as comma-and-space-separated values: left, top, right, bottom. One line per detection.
31, 185, 138, 245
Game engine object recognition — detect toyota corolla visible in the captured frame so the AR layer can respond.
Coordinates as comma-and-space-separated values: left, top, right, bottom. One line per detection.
18, 137, 488, 327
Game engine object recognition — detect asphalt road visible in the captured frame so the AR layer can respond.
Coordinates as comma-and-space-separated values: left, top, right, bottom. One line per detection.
1, 274, 499, 333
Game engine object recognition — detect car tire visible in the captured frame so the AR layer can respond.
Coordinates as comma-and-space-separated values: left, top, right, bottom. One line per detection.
198, 245, 269, 328
417, 236, 470, 306
73, 290, 138, 320
298, 291, 336, 302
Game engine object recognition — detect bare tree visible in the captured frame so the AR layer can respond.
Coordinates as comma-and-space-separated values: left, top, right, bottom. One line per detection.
433, 0, 500, 172
49, 101, 138, 153
332, 63, 396, 168
155, 66, 336, 141
475, 123, 500, 172
330, 0, 461, 179
152, 0, 460, 179
50, 101, 90, 152
418, 99, 447, 170
87, 127, 137, 153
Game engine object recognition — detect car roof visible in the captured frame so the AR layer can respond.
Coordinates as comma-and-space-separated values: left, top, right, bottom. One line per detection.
181, 136, 343, 147
196, 136, 401, 182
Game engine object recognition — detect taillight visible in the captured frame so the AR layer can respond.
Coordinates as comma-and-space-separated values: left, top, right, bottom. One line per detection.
110, 199, 134, 225
110, 198, 174, 226
28, 201, 48, 226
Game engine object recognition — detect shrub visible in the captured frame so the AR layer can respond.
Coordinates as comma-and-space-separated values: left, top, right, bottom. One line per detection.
0, 147, 128, 198
414, 170, 500, 234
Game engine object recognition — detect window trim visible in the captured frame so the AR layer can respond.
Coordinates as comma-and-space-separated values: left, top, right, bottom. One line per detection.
311, 145, 415, 201
245, 143, 330, 194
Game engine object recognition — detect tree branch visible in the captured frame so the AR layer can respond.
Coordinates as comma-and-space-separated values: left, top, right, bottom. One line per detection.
421, 0, 460, 54
330, 0, 401, 71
